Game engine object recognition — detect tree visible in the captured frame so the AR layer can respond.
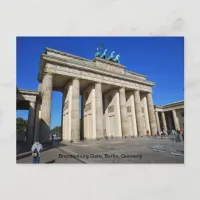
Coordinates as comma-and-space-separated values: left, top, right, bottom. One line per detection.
50, 126, 61, 136
17, 118, 27, 133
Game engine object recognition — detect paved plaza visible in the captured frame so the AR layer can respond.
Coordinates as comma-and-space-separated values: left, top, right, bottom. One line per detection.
17, 137, 184, 164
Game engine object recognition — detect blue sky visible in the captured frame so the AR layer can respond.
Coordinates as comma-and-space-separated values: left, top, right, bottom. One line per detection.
17, 37, 184, 129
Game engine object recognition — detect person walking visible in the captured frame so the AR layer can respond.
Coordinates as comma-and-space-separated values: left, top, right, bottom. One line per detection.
52, 133, 55, 142
146, 129, 150, 137
52, 133, 56, 145
31, 139, 43, 164
175, 130, 181, 142
180, 129, 184, 141
160, 130, 164, 138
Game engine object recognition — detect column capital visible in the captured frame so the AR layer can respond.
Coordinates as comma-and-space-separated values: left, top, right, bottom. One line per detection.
133, 89, 139, 92
73, 77, 80, 81
43, 72, 53, 77
146, 92, 153, 97
95, 81, 102, 85
119, 87, 126, 92
133, 89, 140, 95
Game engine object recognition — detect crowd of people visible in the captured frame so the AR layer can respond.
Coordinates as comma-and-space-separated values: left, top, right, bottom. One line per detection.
157, 127, 184, 142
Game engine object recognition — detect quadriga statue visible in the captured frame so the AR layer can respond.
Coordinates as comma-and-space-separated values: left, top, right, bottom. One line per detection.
113, 54, 120, 64
100, 49, 107, 59
107, 51, 115, 61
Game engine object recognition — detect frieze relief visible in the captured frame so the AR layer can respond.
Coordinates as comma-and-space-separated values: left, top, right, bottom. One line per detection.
108, 105, 114, 113
63, 101, 68, 110
95, 62, 124, 74
47, 64, 152, 92
84, 103, 91, 112
47, 51, 95, 68
127, 106, 131, 113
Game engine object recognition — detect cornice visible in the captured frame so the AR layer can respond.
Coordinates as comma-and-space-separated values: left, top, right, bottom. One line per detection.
17, 88, 40, 96
41, 54, 155, 87
44, 48, 149, 79
45, 47, 91, 62
155, 100, 184, 109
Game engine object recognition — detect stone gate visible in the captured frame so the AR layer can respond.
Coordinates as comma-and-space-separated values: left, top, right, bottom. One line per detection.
18, 47, 158, 142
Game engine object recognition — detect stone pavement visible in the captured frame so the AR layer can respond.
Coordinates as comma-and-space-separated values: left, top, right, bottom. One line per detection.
17, 137, 184, 164
17, 141, 82, 164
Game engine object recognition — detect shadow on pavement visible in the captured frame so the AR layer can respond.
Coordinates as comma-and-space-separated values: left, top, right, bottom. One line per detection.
46, 159, 56, 163
16, 141, 68, 160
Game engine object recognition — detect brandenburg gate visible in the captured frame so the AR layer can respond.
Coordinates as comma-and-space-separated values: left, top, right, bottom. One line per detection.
34, 47, 158, 142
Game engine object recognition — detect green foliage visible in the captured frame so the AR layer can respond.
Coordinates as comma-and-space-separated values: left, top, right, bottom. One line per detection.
50, 126, 61, 136
17, 118, 27, 133
17, 117, 63, 136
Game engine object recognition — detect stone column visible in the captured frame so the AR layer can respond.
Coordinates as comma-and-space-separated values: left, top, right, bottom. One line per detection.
103, 95, 106, 137
143, 96, 151, 135
27, 101, 36, 143
119, 87, 129, 137
40, 72, 53, 142
134, 90, 145, 136
95, 82, 104, 138
155, 111, 160, 133
161, 112, 167, 131
104, 95, 109, 137
33, 98, 42, 142
38, 83, 43, 93
168, 111, 173, 130
80, 94, 84, 140
130, 92, 138, 137
172, 109, 180, 130
61, 92, 65, 141
146, 93, 157, 136
71, 78, 80, 140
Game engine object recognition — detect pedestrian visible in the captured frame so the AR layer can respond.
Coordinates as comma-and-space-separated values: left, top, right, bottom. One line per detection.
31, 139, 43, 164
180, 129, 184, 141
52, 133, 57, 145
160, 130, 163, 138
52, 133, 54, 142
175, 130, 181, 142
163, 129, 166, 136
146, 129, 150, 137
